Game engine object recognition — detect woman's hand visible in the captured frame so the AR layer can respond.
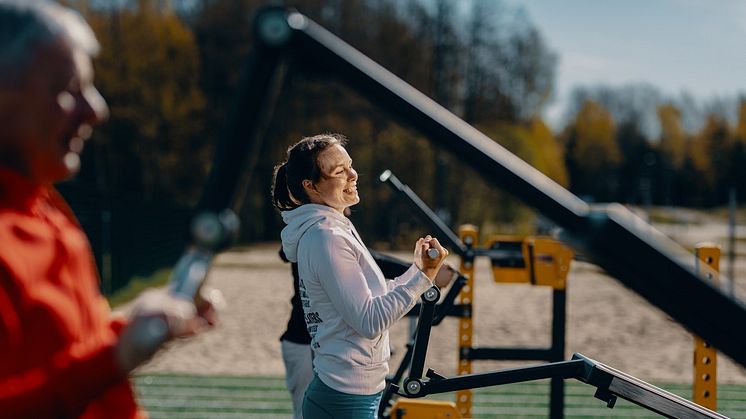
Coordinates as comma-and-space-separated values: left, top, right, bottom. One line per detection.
414, 235, 449, 282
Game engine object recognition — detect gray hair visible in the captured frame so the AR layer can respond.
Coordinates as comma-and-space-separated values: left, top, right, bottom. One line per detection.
0, 0, 99, 87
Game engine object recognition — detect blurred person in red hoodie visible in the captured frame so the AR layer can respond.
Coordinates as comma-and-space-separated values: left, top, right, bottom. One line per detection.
0, 1, 216, 417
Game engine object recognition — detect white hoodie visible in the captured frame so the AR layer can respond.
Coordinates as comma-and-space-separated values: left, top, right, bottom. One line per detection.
281, 204, 432, 395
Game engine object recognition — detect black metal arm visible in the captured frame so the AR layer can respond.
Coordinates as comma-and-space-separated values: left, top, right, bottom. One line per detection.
379, 170, 468, 256
407, 287, 441, 381
395, 355, 727, 419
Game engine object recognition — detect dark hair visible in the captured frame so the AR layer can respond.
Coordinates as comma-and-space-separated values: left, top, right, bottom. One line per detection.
272, 133, 348, 211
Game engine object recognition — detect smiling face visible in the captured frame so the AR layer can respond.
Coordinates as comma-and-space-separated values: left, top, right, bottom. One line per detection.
304, 144, 359, 214
0, 37, 108, 184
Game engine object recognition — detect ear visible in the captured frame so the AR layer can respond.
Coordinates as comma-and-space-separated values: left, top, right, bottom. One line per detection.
302, 179, 317, 195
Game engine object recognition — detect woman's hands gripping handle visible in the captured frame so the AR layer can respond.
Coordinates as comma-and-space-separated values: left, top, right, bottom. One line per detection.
414, 235, 450, 283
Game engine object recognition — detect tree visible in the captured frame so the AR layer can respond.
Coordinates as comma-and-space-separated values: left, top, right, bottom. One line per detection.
564, 83, 661, 139
616, 120, 655, 205
658, 105, 687, 170
704, 114, 733, 203
463, 1, 556, 123
657, 104, 687, 204
731, 100, 746, 202
500, 17, 556, 122
563, 100, 621, 201
682, 114, 727, 205
88, 1, 207, 204
189, 0, 258, 161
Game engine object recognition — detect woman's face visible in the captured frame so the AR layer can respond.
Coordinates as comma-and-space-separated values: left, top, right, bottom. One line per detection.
305, 144, 359, 214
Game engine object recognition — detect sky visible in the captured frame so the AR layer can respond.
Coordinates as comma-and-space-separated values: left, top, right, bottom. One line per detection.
510, 0, 746, 127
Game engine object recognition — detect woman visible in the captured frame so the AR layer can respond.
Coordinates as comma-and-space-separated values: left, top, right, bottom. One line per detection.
272, 134, 450, 418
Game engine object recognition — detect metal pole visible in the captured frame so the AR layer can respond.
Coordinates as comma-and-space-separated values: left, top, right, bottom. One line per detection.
550, 289, 567, 419
729, 186, 736, 297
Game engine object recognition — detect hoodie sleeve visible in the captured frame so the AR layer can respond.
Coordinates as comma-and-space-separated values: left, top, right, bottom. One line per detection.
309, 229, 432, 340
366, 249, 432, 293
386, 265, 426, 292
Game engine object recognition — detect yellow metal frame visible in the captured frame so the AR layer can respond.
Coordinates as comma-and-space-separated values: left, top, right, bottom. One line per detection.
694, 243, 720, 410
451, 229, 720, 414
456, 225, 477, 418
454, 229, 574, 417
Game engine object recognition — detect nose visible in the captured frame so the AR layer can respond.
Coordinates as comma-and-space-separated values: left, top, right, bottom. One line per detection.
79, 85, 109, 125
348, 166, 358, 181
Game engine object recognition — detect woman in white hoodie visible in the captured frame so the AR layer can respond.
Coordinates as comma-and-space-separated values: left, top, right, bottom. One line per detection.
272, 134, 450, 418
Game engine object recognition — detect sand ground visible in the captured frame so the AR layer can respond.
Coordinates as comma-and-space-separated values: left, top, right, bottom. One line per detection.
134, 217, 746, 385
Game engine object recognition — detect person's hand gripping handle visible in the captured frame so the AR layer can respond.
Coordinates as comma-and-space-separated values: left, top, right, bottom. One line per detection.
414, 235, 449, 282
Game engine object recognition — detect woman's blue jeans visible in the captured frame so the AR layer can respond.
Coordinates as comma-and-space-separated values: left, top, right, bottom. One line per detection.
302, 374, 383, 419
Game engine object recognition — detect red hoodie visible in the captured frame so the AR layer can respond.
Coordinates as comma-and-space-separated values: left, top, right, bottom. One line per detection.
0, 167, 145, 418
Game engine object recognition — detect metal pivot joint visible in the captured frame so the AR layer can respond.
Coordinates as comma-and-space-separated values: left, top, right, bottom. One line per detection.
403, 379, 423, 397
423, 286, 440, 303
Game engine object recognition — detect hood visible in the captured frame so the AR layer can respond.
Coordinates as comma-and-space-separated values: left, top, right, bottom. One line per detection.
280, 204, 348, 262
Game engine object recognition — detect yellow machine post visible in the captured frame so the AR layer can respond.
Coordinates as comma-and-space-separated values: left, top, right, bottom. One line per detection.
457, 225, 478, 418
694, 243, 720, 410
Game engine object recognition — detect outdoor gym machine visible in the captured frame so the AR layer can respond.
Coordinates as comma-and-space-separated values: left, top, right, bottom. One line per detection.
379, 169, 727, 417
391, 284, 727, 419
379, 169, 572, 418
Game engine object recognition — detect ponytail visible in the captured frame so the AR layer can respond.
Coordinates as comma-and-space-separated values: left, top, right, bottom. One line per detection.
271, 161, 297, 211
